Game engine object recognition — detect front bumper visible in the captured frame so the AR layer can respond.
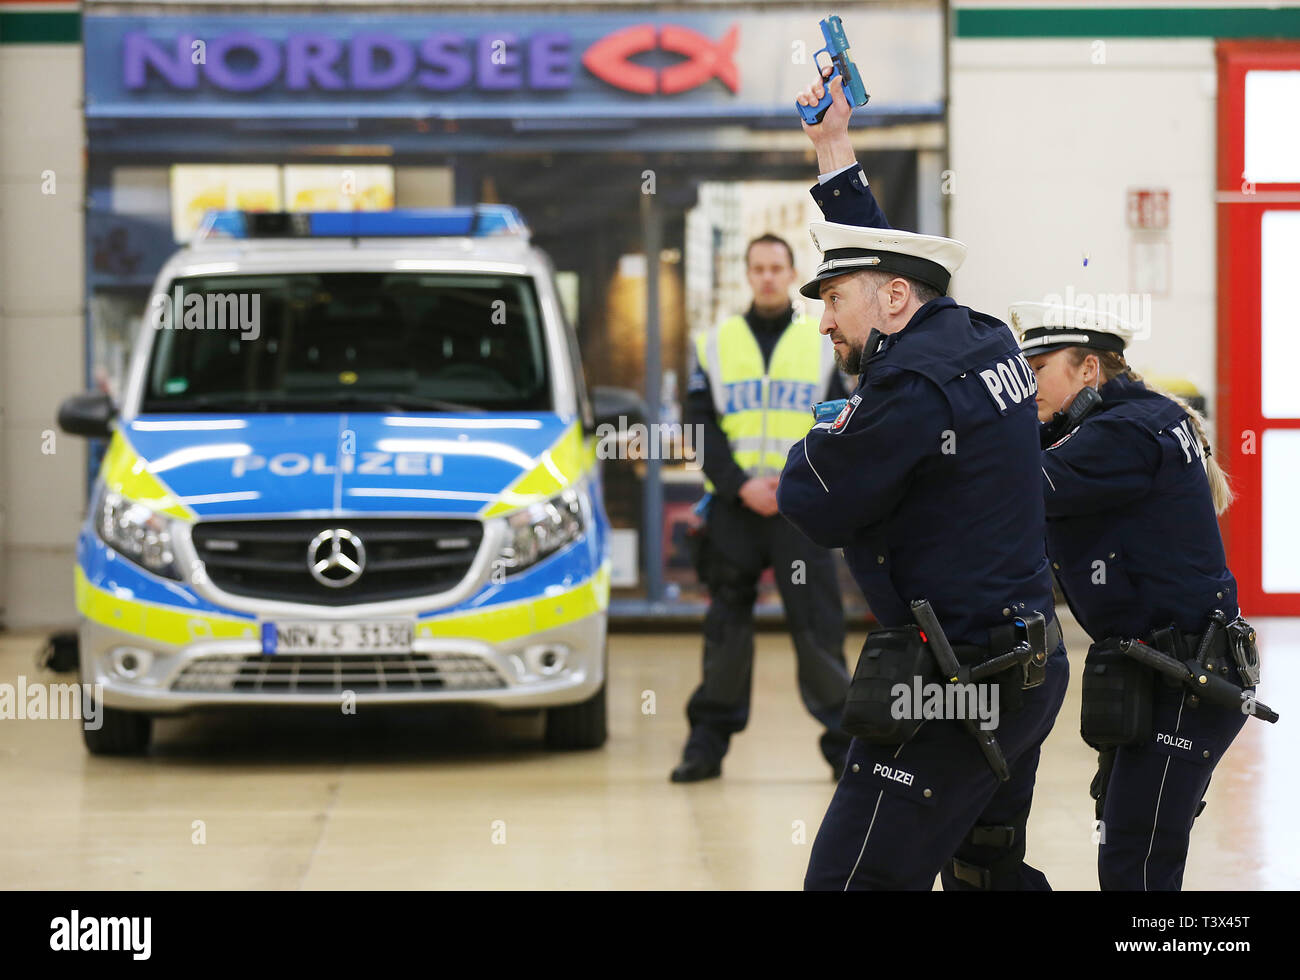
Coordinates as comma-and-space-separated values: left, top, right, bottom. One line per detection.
79, 610, 605, 713
76, 527, 610, 714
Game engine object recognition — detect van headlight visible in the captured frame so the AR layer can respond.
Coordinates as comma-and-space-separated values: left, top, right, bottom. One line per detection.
498, 487, 586, 575
95, 487, 184, 580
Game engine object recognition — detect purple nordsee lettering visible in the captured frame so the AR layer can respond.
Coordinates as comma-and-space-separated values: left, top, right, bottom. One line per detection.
350, 33, 415, 90
417, 33, 472, 90
528, 33, 572, 89
478, 33, 522, 90
121, 29, 580, 94
286, 34, 344, 90
124, 33, 199, 89
206, 32, 281, 92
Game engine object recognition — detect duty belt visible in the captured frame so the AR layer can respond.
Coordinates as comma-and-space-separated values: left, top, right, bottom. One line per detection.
951, 616, 1063, 688
1113, 610, 1278, 725
1149, 610, 1260, 689
1149, 626, 1226, 664
910, 603, 1060, 782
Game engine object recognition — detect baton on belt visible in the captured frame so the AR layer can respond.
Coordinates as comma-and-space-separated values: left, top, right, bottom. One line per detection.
969, 641, 1035, 682
1117, 638, 1279, 724
911, 599, 1011, 782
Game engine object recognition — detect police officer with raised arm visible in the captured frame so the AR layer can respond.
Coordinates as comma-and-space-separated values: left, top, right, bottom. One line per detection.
670, 233, 853, 784
778, 68, 1069, 890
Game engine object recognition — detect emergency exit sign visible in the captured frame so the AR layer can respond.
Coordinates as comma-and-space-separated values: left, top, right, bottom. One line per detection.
1127, 188, 1170, 230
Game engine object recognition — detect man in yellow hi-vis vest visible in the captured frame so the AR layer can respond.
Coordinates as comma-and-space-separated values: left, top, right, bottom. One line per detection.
671, 232, 853, 783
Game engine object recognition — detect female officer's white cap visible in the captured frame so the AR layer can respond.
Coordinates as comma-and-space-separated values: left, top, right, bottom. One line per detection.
1010, 301, 1138, 356
799, 221, 969, 300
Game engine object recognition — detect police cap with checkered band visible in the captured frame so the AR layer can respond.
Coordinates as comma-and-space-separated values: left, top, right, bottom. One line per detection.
799, 221, 969, 300
1010, 301, 1138, 357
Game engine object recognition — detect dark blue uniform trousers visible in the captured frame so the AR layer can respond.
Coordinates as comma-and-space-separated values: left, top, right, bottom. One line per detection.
805, 645, 1069, 890
685, 496, 852, 767
1096, 679, 1248, 890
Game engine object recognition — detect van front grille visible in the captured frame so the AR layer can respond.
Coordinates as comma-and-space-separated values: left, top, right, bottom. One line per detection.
191, 519, 482, 605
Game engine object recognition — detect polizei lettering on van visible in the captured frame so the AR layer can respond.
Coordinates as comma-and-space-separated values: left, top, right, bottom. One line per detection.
232, 452, 445, 477
978, 352, 1038, 413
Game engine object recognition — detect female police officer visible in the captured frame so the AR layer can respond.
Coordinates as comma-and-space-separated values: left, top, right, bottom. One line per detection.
1014, 300, 1256, 891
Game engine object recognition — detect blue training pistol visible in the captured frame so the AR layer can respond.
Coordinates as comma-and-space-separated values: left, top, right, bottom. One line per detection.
797, 15, 871, 125
812, 398, 848, 423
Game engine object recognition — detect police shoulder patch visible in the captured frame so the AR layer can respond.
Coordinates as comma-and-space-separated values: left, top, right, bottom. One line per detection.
976, 351, 1038, 416
831, 393, 862, 432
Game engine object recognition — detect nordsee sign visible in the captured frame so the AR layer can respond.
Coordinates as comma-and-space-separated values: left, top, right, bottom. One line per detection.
85, 12, 943, 119
123, 31, 578, 93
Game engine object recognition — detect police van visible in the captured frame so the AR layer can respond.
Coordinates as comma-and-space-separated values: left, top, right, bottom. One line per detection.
58, 206, 637, 755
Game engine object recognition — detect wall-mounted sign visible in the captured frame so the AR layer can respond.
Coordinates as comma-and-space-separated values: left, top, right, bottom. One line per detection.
84, 11, 943, 120
1127, 188, 1170, 230
1126, 187, 1171, 298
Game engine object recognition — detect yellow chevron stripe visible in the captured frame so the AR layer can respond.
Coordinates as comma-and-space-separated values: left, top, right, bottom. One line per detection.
100, 430, 196, 521
479, 422, 593, 518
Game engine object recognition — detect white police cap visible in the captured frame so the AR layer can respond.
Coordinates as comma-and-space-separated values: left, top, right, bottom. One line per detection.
1010, 301, 1138, 357
799, 221, 968, 300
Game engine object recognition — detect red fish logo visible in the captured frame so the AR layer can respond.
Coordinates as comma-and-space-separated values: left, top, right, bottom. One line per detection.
582, 24, 740, 95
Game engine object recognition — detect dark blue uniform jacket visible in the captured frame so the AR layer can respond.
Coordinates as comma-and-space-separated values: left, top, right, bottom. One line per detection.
777, 165, 1055, 647
1042, 374, 1238, 641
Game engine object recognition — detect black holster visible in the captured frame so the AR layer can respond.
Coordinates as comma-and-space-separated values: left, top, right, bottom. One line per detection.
949, 615, 1053, 716
840, 626, 935, 744
686, 521, 712, 583
1080, 638, 1154, 749
968, 619, 1037, 715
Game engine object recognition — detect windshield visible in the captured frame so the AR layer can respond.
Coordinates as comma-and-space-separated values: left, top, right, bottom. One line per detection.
140, 272, 551, 412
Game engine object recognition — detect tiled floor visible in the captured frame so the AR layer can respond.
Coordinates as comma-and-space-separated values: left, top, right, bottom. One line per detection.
1, 611, 1294, 889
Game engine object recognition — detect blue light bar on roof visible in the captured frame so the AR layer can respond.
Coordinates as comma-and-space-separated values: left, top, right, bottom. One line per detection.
195, 205, 528, 242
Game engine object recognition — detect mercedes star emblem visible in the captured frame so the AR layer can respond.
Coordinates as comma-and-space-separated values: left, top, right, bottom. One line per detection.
307, 528, 366, 588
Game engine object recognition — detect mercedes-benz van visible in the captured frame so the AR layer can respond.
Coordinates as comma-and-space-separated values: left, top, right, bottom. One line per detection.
58, 206, 637, 755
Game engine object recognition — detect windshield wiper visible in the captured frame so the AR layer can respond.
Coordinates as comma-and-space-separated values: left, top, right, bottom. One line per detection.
141, 393, 270, 412
327, 393, 483, 413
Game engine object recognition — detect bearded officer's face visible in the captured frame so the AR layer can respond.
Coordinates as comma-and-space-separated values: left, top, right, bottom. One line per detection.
818, 272, 889, 374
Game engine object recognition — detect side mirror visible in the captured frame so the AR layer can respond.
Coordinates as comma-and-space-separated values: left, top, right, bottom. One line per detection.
57, 391, 116, 439
589, 386, 647, 431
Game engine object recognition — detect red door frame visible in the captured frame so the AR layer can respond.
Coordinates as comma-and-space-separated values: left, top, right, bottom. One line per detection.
1217, 41, 1300, 616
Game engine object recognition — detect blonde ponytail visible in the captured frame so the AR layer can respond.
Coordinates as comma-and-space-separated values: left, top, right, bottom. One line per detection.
1070, 349, 1235, 515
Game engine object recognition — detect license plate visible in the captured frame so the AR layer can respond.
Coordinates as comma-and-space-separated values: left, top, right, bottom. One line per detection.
262, 620, 415, 655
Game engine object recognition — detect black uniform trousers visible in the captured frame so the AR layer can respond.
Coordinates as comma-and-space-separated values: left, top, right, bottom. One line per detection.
684, 494, 852, 767
1096, 679, 1248, 890
805, 643, 1069, 890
